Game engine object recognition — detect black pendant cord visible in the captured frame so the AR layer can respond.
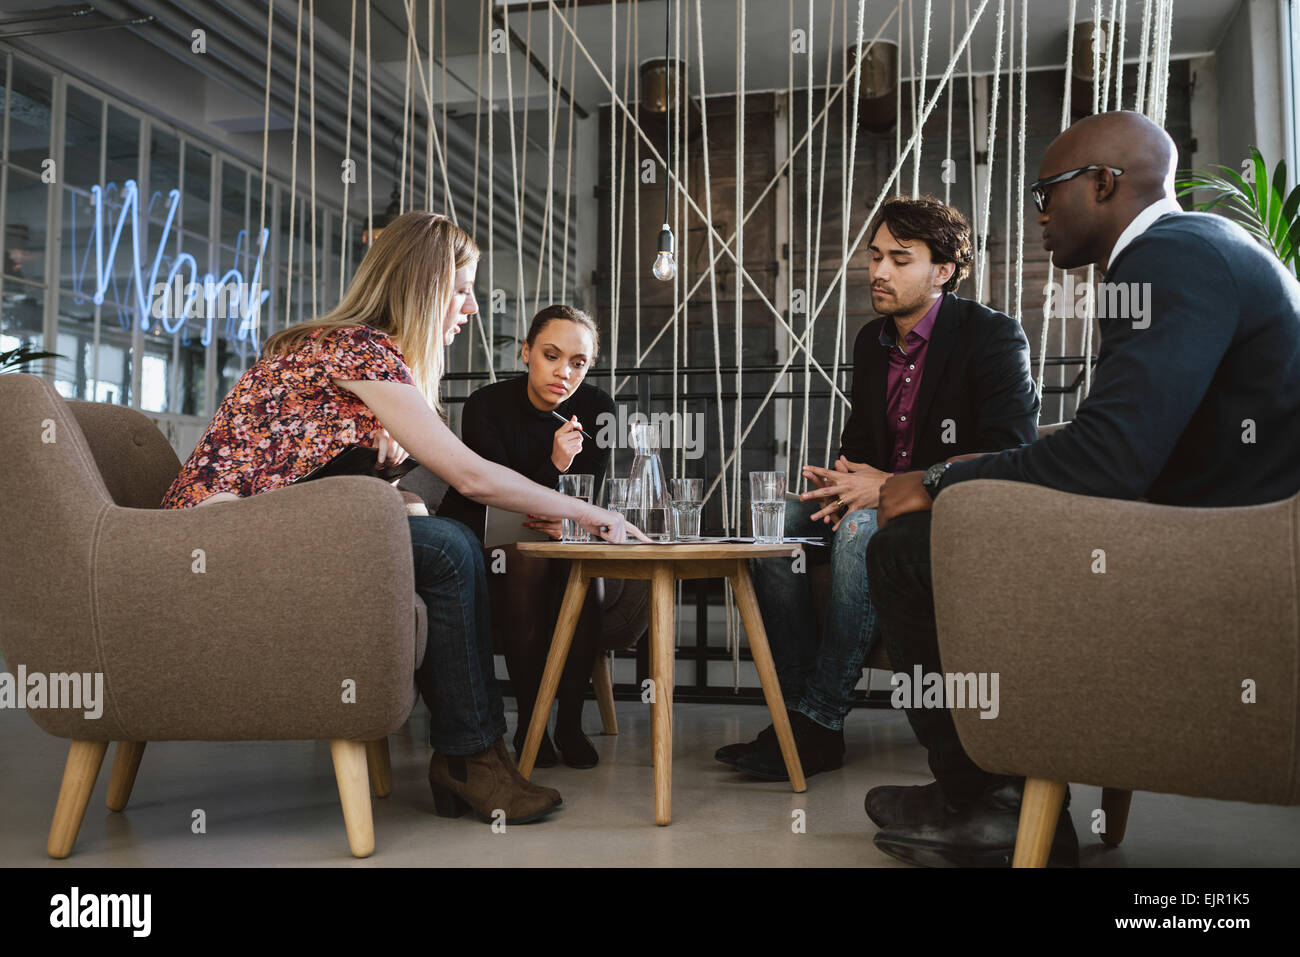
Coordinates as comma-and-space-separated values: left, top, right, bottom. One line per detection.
663, 0, 671, 225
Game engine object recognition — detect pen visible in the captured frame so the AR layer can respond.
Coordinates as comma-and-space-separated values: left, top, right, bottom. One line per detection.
550, 409, 594, 441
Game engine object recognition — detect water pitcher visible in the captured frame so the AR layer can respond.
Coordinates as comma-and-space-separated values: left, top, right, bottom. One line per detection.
627, 419, 672, 541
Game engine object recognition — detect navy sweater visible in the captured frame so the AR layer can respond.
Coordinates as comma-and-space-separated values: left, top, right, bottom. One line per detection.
940, 211, 1300, 507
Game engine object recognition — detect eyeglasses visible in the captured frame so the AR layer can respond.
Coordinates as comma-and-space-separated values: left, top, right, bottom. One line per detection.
1029, 165, 1124, 213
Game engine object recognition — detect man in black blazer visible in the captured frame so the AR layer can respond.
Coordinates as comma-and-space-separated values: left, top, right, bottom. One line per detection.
865, 110, 1300, 867
717, 197, 1039, 781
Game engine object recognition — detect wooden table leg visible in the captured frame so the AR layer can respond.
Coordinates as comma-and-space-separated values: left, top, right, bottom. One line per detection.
519, 560, 588, 778
731, 561, 807, 793
649, 562, 675, 825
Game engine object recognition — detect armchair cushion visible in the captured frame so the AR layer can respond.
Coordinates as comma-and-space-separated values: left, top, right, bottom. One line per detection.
930, 479, 1300, 806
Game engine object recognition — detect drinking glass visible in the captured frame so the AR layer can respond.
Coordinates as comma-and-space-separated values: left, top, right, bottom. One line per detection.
558, 473, 595, 542
604, 477, 630, 514
749, 471, 786, 544
670, 477, 704, 540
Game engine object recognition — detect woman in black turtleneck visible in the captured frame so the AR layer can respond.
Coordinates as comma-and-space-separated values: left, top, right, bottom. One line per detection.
439, 304, 615, 768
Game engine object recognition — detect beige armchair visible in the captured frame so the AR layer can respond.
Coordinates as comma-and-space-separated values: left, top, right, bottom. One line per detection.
929, 477, 1300, 866
0, 374, 428, 859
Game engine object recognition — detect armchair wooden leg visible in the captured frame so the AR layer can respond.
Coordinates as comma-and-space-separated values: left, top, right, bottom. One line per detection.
1100, 787, 1133, 847
330, 740, 375, 858
592, 652, 618, 735
1012, 778, 1068, 868
106, 741, 146, 812
48, 740, 109, 859
366, 738, 393, 799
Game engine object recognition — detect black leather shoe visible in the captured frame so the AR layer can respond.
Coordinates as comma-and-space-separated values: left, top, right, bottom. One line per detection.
553, 726, 599, 769
714, 723, 778, 767
513, 726, 557, 769
864, 781, 945, 829
872, 778, 1078, 867
734, 711, 845, 781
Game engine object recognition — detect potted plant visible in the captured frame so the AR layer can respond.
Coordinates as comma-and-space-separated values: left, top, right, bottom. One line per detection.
1177, 147, 1300, 281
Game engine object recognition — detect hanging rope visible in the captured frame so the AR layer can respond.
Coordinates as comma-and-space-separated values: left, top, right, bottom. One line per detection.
365, 0, 373, 250
339, 0, 356, 301
1135, 0, 1152, 114
799, 0, 832, 487
1013, 0, 1026, 323
308, 0, 318, 319
256, 0, 273, 341
913, 0, 932, 199
284, 0, 303, 329
1002, 0, 1014, 309
502, 1, 525, 370
944, 0, 954, 206
559, 0, 578, 298
1114, 0, 1127, 110
973, 0, 1005, 303
826, 0, 867, 464
485, 0, 496, 382
1038, 0, 1076, 413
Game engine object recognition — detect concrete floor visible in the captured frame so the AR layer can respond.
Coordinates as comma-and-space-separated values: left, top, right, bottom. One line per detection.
3, 695, 1300, 868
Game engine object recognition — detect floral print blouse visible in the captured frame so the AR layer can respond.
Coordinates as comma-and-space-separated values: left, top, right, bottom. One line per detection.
160, 324, 415, 509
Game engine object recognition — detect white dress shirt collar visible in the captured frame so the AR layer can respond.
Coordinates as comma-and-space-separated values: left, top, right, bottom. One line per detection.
1106, 196, 1183, 272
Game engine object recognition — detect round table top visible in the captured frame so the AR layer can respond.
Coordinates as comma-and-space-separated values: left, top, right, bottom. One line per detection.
514, 541, 805, 560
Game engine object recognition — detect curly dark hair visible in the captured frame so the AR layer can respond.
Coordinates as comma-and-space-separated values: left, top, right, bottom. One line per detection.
866, 196, 973, 294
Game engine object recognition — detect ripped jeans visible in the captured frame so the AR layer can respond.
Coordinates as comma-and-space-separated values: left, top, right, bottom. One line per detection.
747, 498, 880, 731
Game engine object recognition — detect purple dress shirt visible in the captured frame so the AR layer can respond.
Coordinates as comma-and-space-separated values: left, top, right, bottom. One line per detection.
878, 293, 944, 472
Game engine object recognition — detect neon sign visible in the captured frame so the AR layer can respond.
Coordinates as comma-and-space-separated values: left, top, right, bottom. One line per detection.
70, 179, 270, 350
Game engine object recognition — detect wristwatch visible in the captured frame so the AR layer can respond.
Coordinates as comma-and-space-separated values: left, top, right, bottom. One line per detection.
921, 461, 951, 499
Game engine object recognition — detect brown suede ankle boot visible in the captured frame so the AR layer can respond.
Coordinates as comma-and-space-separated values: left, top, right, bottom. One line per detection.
492, 739, 563, 807
428, 739, 561, 824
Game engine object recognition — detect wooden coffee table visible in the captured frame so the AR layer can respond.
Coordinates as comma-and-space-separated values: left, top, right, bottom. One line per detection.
515, 541, 807, 825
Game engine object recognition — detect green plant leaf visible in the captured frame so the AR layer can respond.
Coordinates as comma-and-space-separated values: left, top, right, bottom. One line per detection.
1252, 148, 1271, 229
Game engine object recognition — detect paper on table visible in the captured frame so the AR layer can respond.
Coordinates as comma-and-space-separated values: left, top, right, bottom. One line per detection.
556, 536, 827, 546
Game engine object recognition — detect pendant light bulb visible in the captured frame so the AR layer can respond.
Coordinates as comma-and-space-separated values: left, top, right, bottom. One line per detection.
652, 224, 676, 282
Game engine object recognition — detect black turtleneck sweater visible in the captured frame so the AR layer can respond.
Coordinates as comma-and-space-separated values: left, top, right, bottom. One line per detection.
437, 374, 616, 541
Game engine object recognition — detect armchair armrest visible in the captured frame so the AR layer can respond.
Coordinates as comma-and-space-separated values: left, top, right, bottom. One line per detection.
37, 477, 424, 743
930, 480, 1300, 805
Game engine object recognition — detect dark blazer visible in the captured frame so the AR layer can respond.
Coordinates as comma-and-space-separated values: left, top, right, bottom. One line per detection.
839, 292, 1040, 471
942, 212, 1300, 507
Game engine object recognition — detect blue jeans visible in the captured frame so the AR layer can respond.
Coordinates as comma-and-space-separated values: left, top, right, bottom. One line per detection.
408, 516, 507, 754
748, 498, 880, 731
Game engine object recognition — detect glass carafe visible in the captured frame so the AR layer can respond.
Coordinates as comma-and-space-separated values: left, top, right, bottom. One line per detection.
627, 419, 672, 541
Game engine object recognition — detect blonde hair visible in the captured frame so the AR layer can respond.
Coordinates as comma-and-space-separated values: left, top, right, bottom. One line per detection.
262, 211, 479, 414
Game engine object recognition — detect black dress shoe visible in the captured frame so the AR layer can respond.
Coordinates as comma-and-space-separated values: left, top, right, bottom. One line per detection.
864, 781, 945, 829
714, 723, 778, 767
734, 710, 845, 781
872, 777, 1078, 867
513, 726, 558, 769
553, 726, 599, 769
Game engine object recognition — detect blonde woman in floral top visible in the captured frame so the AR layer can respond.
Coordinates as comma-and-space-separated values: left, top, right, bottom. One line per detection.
163, 212, 646, 824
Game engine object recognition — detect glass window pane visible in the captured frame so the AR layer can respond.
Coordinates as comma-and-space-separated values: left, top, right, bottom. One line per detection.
148, 128, 181, 226
92, 307, 133, 405
5, 167, 47, 283
8, 58, 52, 173
140, 338, 169, 412
105, 105, 139, 193
217, 328, 255, 399
55, 293, 96, 399
61, 187, 96, 295
63, 86, 102, 190
182, 143, 210, 236
2, 282, 44, 354
220, 160, 247, 250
